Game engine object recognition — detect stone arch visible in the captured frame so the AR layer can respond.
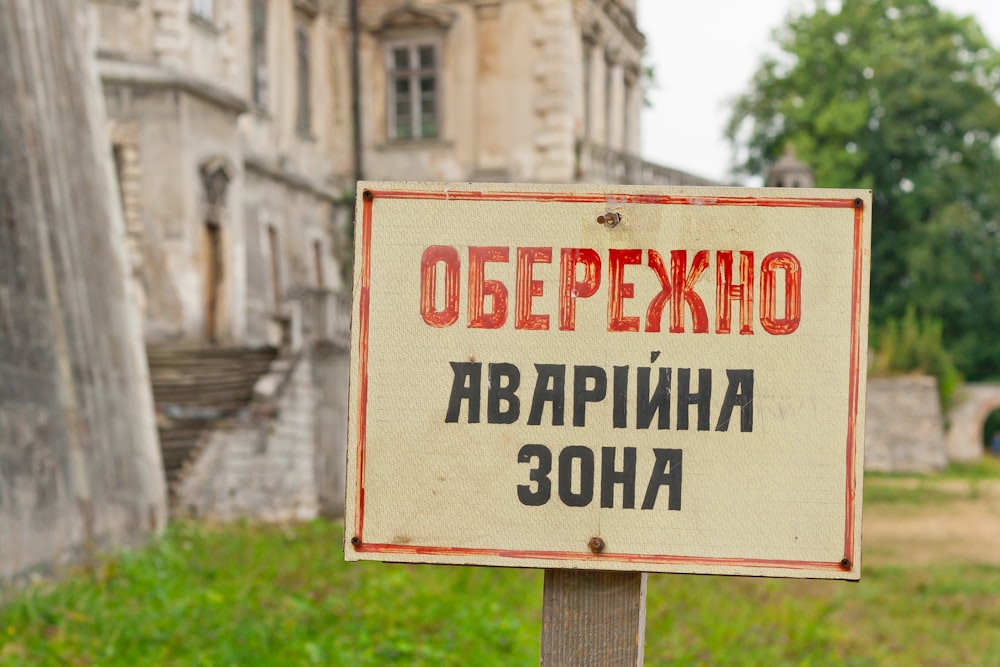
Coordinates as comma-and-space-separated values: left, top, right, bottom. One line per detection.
945, 383, 1000, 462
983, 408, 1000, 453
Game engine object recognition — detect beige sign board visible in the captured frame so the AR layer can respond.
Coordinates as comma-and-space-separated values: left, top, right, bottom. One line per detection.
345, 181, 870, 580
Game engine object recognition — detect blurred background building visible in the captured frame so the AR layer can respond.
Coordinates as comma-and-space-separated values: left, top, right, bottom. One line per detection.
80, 0, 718, 525
89, 0, 717, 351
352, 0, 715, 186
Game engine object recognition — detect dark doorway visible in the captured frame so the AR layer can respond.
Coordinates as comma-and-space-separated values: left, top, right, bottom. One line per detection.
204, 221, 223, 343
267, 225, 282, 308
313, 239, 325, 288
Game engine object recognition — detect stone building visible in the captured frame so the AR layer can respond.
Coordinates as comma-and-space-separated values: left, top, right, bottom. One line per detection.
350, 0, 715, 186
88, 0, 714, 351
89, 0, 352, 346
80, 0, 716, 521
87, 0, 357, 520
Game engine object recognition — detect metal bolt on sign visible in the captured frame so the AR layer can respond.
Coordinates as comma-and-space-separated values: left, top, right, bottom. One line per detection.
597, 211, 621, 228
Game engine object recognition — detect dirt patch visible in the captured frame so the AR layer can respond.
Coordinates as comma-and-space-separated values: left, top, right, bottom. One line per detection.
862, 480, 1000, 567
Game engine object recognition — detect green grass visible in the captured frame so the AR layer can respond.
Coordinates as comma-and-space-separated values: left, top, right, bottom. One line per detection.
2, 520, 999, 666
941, 456, 1000, 480
864, 456, 1000, 482
0, 521, 540, 666
862, 479, 970, 505
863, 456, 1000, 505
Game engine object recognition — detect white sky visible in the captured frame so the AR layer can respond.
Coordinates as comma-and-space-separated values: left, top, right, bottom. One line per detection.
638, 0, 1000, 184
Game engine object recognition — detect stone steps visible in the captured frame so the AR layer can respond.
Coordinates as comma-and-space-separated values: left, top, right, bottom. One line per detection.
147, 345, 278, 494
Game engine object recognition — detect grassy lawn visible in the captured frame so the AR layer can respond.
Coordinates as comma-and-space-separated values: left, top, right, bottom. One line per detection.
1, 469, 998, 666
864, 456, 1000, 504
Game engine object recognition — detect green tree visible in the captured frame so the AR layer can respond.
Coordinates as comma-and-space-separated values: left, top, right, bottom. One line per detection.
727, 0, 1000, 379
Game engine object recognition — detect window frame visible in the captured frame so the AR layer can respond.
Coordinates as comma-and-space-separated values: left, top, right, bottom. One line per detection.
294, 17, 313, 135
623, 66, 638, 154
581, 36, 597, 143
249, 0, 268, 108
604, 53, 614, 149
267, 224, 282, 309
384, 39, 442, 142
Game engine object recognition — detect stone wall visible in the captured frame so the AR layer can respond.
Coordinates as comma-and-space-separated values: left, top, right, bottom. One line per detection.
175, 354, 320, 521
171, 288, 351, 521
864, 376, 948, 472
0, 0, 167, 586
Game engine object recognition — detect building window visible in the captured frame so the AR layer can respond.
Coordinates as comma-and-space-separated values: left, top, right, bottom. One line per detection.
111, 143, 126, 210
604, 55, 613, 149
387, 43, 439, 140
191, 0, 214, 21
313, 240, 325, 288
582, 41, 592, 141
267, 225, 282, 308
296, 21, 312, 133
250, 0, 268, 107
623, 74, 634, 153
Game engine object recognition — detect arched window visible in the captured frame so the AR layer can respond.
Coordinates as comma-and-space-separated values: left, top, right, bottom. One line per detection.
984, 408, 1000, 456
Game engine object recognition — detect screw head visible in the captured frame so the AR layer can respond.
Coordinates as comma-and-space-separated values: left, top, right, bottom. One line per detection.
363, 189, 373, 201
853, 197, 863, 209
840, 558, 852, 570
351, 536, 361, 547
588, 537, 605, 554
597, 211, 621, 228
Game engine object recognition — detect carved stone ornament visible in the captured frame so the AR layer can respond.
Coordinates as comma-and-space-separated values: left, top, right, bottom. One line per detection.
369, 4, 455, 34
200, 156, 234, 207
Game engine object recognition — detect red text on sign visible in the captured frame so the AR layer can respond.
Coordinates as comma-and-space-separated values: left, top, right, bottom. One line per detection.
419, 246, 802, 335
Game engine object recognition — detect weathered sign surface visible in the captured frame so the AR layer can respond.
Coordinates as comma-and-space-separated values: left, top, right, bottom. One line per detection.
345, 182, 870, 580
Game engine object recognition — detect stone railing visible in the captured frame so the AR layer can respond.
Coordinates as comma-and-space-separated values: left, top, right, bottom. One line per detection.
268, 287, 351, 352
576, 140, 723, 187
299, 287, 352, 350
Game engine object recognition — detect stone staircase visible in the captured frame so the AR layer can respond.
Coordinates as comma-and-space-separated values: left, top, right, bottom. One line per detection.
147, 346, 278, 495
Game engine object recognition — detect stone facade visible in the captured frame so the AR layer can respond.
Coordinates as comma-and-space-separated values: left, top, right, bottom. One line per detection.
86, 0, 706, 346
76, 0, 717, 524
350, 0, 711, 185
85, 0, 356, 522
1, 0, 167, 586
864, 376, 948, 473
89, 0, 351, 346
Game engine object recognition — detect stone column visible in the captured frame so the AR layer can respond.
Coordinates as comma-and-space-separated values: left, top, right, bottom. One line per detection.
473, 1, 509, 178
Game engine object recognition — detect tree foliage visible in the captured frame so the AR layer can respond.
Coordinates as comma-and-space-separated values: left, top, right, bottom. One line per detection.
728, 0, 1000, 379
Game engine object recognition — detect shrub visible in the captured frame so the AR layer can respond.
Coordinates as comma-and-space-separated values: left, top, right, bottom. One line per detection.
870, 307, 962, 412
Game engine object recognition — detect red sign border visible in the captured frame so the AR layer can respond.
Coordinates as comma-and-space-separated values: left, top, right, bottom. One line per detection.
351, 188, 865, 575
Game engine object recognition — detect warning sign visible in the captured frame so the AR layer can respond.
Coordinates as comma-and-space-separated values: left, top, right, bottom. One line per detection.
344, 182, 870, 580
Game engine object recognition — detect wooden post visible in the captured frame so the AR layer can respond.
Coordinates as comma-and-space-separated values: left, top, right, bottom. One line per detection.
540, 570, 648, 666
